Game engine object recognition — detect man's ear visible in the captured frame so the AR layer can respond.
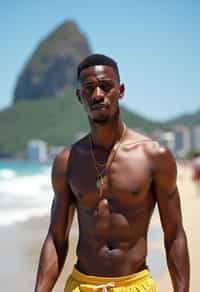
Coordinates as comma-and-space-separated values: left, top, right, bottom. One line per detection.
119, 84, 125, 99
76, 89, 82, 103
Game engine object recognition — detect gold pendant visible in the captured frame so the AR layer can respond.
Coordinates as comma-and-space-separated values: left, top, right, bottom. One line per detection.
96, 176, 104, 189
96, 177, 101, 189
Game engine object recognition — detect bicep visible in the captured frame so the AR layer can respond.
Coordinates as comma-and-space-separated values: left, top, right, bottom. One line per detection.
49, 192, 75, 242
153, 148, 183, 241
156, 187, 183, 242
49, 150, 75, 242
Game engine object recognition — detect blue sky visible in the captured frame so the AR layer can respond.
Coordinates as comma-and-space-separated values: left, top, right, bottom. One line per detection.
1, 1, 200, 121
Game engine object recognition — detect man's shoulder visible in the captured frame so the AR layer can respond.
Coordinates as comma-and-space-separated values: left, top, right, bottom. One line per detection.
71, 134, 90, 154
144, 140, 173, 162
126, 128, 176, 167
54, 147, 71, 163
54, 134, 89, 162
142, 138, 175, 167
142, 139, 177, 176
52, 147, 72, 177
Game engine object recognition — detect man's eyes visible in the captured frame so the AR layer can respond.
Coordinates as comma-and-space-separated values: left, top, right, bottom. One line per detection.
83, 83, 113, 92
101, 84, 112, 91
83, 86, 94, 93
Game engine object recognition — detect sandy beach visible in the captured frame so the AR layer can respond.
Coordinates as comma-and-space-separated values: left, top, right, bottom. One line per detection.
0, 162, 199, 291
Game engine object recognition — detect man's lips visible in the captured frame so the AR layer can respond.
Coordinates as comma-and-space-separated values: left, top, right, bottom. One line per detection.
91, 104, 109, 110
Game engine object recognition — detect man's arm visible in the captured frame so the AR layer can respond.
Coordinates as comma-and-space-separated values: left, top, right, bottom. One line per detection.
34, 148, 75, 292
152, 146, 190, 292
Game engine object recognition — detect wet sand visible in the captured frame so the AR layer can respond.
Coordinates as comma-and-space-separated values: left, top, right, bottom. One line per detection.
0, 162, 199, 291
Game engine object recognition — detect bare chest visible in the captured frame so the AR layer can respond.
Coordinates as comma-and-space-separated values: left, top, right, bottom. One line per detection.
69, 147, 154, 211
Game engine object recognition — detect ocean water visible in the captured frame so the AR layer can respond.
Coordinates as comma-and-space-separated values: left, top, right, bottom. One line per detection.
0, 160, 53, 226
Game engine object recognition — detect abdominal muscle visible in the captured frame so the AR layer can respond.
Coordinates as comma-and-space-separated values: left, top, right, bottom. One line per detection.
75, 199, 150, 277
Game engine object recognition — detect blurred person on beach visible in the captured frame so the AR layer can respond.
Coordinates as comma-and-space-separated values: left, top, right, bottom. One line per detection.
34, 54, 190, 292
192, 153, 200, 196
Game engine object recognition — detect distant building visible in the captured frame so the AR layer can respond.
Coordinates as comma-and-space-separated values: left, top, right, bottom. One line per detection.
150, 130, 176, 154
174, 126, 191, 157
27, 140, 48, 162
191, 125, 200, 152
160, 131, 176, 153
151, 125, 200, 158
150, 129, 163, 143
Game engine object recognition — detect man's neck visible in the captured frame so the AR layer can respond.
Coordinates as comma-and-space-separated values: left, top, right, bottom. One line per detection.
89, 116, 125, 150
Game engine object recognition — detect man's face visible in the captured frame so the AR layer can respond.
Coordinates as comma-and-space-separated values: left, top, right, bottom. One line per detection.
77, 65, 124, 124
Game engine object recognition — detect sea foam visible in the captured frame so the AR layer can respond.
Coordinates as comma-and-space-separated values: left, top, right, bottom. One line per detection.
0, 163, 53, 226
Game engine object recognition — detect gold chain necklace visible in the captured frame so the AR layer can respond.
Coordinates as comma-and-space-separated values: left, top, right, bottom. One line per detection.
89, 122, 127, 197
90, 143, 107, 167
90, 142, 107, 168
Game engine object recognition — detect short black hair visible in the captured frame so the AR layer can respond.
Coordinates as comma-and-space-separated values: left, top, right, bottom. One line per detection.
77, 54, 120, 82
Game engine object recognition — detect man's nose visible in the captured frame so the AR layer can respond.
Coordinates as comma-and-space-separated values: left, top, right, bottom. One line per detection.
92, 86, 104, 101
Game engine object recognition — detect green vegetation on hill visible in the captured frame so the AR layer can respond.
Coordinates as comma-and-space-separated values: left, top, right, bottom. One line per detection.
0, 91, 161, 156
166, 109, 200, 127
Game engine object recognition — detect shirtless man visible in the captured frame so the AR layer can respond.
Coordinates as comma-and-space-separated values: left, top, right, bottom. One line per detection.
34, 54, 190, 292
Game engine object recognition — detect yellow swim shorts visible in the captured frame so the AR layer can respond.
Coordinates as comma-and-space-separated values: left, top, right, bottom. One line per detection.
64, 267, 157, 291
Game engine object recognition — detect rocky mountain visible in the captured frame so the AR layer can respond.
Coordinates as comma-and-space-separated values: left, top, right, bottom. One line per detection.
14, 21, 91, 103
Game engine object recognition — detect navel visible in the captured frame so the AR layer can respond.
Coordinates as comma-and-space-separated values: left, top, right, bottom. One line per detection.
107, 240, 114, 250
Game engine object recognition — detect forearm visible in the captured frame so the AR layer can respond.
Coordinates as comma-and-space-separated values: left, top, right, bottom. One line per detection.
34, 234, 68, 292
165, 229, 190, 292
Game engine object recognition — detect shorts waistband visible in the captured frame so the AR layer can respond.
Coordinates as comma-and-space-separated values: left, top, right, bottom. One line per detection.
71, 267, 151, 286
